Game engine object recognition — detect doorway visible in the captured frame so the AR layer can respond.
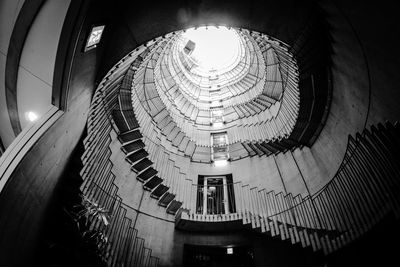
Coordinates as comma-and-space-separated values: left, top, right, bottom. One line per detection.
196, 174, 236, 215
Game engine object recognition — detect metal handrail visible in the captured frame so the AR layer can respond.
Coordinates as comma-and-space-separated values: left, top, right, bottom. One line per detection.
183, 122, 400, 235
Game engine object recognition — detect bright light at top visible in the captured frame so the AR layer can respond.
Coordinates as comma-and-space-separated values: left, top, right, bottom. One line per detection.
214, 159, 228, 167
25, 111, 38, 122
182, 26, 240, 71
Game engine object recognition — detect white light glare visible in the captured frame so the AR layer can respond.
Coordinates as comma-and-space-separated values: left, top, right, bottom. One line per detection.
214, 159, 228, 167
212, 122, 224, 128
182, 26, 239, 71
25, 111, 38, 122
211, 100, 220, 107
227, 247, 233, 254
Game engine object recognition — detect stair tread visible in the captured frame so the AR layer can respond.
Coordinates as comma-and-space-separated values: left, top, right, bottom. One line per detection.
132, 158, 152, 172
118, 130, 143, 144
137, 167, 157, 182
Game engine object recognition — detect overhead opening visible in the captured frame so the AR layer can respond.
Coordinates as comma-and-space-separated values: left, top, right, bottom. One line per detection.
182, 26, 240, 72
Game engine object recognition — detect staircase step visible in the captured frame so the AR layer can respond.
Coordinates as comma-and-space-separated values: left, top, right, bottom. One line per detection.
166, 200, 183, 214
121, 110, 140, 130
126, 149, 148, 164
137, 167, 157, 182
248, 143, 264, 156
131, 158, 152, 173
255, 143, 273, 156
268, 141, 287, 152
260, 142, 280, 154
118, 130, 143, 144
242, 142, 257, 156
159, 193, 175, 207
143, 176, 163, 191
151, 184, 169, 199
112, 109, 130, 133
122, 140, 145, 154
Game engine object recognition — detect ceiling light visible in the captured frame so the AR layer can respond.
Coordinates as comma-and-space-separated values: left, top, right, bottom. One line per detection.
25, 111, 38, 122
214, 159, 228, 167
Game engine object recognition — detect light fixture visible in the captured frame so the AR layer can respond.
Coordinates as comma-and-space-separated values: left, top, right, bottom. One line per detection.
227, 247, 233, 254
214, 159, 228, 167
25, 111, 38, 122
213, 122, 224, 128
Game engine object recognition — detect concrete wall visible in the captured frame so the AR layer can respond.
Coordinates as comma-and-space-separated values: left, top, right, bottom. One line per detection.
95, 0, 400, 200
106, 0, 400, 202
332, 0, 400, 126
0, 1, 114, 265
1, 0, 400, 265
0, 0, 25, 146
100, 7, 400, 265
0, 0, 70, 144
110, 131, 319, 266
299, 0, 400, 193
79, 1, 400, 265
17, 0, 70, 129
184, 0, 400, 195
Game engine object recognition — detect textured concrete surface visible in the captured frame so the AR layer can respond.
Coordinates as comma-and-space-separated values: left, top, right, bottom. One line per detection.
1, 0, 400, 265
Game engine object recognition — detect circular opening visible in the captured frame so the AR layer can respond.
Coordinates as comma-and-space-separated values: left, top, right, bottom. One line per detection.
182, 26, 240, 72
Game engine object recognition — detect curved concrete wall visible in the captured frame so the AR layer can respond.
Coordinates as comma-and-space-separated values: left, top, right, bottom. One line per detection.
0, 0, 25, 146
182, 0, 400, 195
114, 0, 400, 196
109, 135, 317, 266
17, 0, 70, 129
0, 0, 70, 145
51, 3, 400, 264
93, 0, 374, 198
299, 0, 400, 193
1, 0, 399, 265
0, 1, 114, 265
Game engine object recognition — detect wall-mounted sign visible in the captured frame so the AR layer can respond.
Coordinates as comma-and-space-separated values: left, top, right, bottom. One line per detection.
85, 25, 105, 52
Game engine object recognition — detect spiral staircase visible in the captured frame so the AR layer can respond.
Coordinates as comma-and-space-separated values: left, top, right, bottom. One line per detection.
79, 25, 400, 266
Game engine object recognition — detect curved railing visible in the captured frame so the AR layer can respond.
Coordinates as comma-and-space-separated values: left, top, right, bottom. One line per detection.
169, 30, 264, 106
147, 31, 299, 147
82, 22, 400, 259
81, 40, 166, 266
174, 29, 249, 92
177, 121, 400, 254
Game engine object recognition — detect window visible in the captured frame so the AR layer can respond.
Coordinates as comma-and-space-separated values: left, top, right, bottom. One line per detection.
184, 40, 196, 55
196, 175, 236, 215
211, 132, 229, 161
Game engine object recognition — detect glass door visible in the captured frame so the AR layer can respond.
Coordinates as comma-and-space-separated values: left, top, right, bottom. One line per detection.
203, 176, 229, 215
196, 174, 236, 215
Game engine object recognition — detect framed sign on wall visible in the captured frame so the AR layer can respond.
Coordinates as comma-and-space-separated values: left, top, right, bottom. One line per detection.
84, 25, 105, 52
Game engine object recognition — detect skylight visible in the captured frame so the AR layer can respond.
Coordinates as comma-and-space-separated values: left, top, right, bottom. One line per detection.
182, 26, 240, 72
